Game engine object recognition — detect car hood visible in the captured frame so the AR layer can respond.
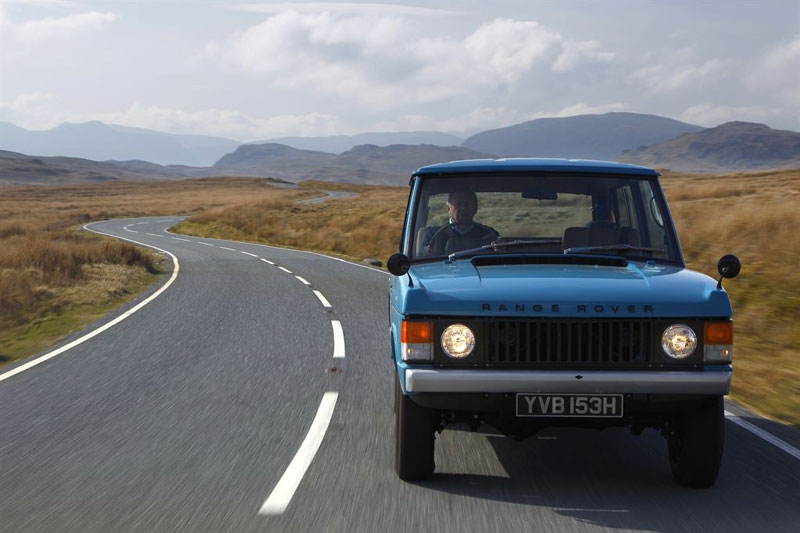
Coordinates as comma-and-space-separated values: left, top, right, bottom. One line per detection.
397, 259, 732, 317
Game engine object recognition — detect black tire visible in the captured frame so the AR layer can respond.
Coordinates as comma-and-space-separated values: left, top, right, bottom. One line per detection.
668, 396, 725, 488
394, 378, 436, 481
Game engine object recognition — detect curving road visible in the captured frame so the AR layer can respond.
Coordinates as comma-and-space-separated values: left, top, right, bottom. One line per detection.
0, 217, 798, 532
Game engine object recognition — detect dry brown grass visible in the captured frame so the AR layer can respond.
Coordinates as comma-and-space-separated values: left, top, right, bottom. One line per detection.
180, 183, 408, 259
661, 169, 800, 424
177, 170, 800, 425
0, 178, 317, 364
3, 170, 798, 425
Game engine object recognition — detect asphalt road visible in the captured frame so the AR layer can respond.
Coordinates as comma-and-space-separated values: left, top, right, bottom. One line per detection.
0, 217, 798, 532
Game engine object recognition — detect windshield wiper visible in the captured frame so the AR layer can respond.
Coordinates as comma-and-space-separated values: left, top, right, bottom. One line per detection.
563, 244, 664, 254
446, 239, 559, 262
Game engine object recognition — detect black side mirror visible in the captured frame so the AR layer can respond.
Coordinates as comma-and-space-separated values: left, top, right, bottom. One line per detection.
387, 253, 410, 276
716, 254, 741, 289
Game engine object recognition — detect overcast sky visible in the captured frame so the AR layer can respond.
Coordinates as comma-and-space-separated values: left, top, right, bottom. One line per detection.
1, 1, 798, 141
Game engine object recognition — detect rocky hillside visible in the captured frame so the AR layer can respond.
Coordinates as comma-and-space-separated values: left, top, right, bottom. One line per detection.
262, 131, 464, 154
618, 122, 800, 171
213, 143, 492, 184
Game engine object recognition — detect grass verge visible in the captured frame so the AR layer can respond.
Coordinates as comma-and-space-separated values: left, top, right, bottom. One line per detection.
175, 171, 800, 426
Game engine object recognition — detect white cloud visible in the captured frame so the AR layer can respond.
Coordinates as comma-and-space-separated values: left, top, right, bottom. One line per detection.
14, 11, 117, 43
86, 103, 341, 140
0, 91, 57, 111
744, 38, 800, 109
629, 48, 729, 94
207, 12, 613, 107
231, 2, 451, 17
679, 103, 785, 127
463, 19, 561, 83
553, 40, 614, 72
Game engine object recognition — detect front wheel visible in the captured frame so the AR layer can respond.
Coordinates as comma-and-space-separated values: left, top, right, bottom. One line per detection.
395, 378, 436, 480
668, 396, 725, 488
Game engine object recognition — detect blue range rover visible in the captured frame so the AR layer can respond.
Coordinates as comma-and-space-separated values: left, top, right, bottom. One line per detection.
387, 159, 740, 487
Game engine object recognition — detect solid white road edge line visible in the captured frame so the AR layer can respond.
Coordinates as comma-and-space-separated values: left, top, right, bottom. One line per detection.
0, 224, 179, 384
260, 258, 275, 265
313, 290, 332, 308
259, 391, 339, 515
295, 276, 311, 285
725, 410, 800, 461
278, 266, 292, 274
331, 321, 345, 358
241, 251, 258, 257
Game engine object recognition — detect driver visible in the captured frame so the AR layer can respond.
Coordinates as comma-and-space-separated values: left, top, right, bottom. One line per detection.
421, 190, 499, 256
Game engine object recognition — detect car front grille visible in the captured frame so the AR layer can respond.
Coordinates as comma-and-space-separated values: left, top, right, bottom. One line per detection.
486, 319, 653, 366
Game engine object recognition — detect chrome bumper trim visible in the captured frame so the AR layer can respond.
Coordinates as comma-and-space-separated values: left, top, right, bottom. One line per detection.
405, 369, 731, 394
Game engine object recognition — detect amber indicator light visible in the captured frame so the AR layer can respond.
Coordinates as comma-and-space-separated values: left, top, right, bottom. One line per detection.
705, 322, 733, 344
402, 321, 433, 343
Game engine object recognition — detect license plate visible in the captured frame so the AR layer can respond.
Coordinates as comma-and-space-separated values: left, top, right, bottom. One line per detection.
516, 394, 623, 418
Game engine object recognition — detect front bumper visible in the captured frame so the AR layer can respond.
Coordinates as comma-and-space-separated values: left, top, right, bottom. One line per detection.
404, 368, 731, 395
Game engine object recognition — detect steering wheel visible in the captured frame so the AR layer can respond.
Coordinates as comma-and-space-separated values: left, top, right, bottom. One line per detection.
425, 223, 458, 254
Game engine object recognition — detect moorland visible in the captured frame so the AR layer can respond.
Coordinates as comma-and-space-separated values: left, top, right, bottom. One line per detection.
1, 169, 797, 425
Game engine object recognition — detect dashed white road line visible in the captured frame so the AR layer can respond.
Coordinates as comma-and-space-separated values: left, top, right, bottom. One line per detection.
313, 290, 331, 308
0, 225, 179, 384
241, 251, 258, 257
171, 237, 191, 242
331, 320, 345, 358
220, 246, 236, 251
725, 411, 800, 461
196, 242, 213, 246
146, 233, 163, 237
278, 266, 293, 274
295, 276, 311, 286
260, 258, 275, 265
259, 391, 339, 515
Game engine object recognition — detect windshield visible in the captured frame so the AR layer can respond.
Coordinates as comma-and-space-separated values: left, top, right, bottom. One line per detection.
409, 173, 680, 264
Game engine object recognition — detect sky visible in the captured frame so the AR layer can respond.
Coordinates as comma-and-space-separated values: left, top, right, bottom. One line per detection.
1, 0, 798, 141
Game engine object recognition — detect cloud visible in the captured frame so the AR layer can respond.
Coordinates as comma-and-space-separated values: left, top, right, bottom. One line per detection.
462, 19, 561, 82
553, 40, 615, 72
0, 91, 57, 111
206, 11, 614, 107
629, 48, 729, 94
232, 2, 451, 16
13, 11, 117, 43
84, 103, 341, 140
744, 38, 800, 109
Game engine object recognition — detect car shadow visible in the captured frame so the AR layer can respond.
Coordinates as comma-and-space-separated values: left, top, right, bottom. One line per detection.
411, 424, 799, 532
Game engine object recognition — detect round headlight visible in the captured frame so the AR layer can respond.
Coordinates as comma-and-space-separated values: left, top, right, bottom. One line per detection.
661, 324, 697, 359
441, 324, 475, 359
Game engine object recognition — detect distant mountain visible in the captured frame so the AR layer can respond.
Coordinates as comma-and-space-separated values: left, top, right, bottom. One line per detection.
0, 150, 196, 185
0, 121, 241, 166
261, 131, 464, 154
215, 143, 337, 170
212, 143, 491, 184
618, 122, 800, 171
462, 112, 704, 159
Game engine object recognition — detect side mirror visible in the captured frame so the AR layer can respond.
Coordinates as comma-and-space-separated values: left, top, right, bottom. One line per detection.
716, 254, 741, 289
387, 253, 410, 276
